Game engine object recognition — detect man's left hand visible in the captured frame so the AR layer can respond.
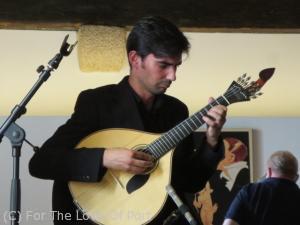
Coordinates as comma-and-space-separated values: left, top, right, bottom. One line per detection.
202, 97, 227, 148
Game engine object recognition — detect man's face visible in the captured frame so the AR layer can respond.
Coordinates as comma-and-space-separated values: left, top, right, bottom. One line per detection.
136, 53, 182, 95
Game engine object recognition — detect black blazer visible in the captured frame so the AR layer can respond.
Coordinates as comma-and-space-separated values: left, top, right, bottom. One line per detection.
29, 76, 224, 225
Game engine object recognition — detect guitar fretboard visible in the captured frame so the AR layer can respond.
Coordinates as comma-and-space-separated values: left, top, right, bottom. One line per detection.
146, 95, 230, 159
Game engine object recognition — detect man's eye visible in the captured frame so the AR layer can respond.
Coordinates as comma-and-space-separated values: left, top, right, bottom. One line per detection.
159, 63, 168, 69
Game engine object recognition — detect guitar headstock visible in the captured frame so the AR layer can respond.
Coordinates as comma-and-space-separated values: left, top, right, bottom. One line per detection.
224, 68, 275, 104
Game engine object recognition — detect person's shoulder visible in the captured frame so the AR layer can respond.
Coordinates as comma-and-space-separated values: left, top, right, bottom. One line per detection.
162, 94, 188, 110
238, 182, 259, 195
78, 84, 119, 98
242, 179, 275, 194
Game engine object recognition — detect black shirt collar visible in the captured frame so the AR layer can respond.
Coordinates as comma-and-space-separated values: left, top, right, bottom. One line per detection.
122, 75, 164, 113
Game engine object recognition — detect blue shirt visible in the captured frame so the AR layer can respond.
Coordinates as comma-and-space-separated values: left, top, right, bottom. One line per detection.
225, 177, 300, 225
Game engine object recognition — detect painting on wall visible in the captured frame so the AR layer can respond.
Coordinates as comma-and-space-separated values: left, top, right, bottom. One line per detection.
185, 129, 253, 225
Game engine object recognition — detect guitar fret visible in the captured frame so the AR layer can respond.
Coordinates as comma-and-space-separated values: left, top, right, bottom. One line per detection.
149, 143, 161, 158
145, 146, 155, 155
159, 142, 168, 157
167, 131, 180, 143
151, 147, 160, 159
166, 133, 177, 145
199, 111, 205, 118
195, 112, 201, 124
215, 98, 221, 105
151, 142, 159, 152
162, 134, 174, 147
193, 114, 202, 123
153, 142, 165, 158
160, 138, 171, 149
221, 95, 230, 105
190, 116, 199, 127
149, 149, 159, 159
156, 142, 164, 153
176, 125, 186, 137
185, 120, 194, 130
152, 150, 160, 159
200, 111, 208, 118
217, 96, 227, 105
179, 123, 190, 135
173, 127, 184, 139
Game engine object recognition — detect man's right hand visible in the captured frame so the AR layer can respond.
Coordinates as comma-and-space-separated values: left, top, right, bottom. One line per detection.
103, 148, 154, 174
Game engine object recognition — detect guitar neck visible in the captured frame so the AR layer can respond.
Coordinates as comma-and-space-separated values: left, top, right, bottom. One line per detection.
147, 95, 230, 159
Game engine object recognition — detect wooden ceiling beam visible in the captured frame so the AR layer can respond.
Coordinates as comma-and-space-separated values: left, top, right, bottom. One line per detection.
0, 0, 299, 32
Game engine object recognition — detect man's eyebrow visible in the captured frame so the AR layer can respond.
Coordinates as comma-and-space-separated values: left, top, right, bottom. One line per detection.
157, 60, 182, 66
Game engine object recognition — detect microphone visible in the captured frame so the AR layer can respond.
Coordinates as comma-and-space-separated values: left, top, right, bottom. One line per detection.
166, 185, 198, 225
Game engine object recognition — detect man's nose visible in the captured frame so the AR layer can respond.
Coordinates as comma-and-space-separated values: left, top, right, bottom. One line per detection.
166, 66, 177, 81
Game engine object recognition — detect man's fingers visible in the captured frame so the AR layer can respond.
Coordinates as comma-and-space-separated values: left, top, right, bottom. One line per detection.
133, 150, 154, 161
103, 148, 155, 174
126, 157, 154, 174
131, 158, 154, 168
208, 97, 215, 103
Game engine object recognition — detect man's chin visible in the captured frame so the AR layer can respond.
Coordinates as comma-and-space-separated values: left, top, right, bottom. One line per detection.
155, 88, 167, 94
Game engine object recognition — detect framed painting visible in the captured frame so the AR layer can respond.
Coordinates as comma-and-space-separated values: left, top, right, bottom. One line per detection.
185, 129, 253, 225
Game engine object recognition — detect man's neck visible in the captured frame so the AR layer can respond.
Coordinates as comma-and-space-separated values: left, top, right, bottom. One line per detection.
128, 75, 155, 107
267, 170, 297, 182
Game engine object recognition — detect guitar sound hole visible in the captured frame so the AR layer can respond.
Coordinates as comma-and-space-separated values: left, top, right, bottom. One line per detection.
134, 145, 159, 174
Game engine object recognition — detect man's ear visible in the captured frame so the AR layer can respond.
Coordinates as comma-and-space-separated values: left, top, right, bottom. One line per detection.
266, 167, 272, 178
128, 50, 141, 69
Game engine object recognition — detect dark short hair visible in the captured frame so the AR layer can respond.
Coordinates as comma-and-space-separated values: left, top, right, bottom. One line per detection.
126, 16, 190, 59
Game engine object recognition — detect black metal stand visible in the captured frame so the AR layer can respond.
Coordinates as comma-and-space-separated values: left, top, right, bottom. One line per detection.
0, 35, 77, 225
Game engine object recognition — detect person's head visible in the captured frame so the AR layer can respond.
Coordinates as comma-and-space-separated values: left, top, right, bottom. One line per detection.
217, 137, 248, 171
266, 150, 299, 182
126, 16, 190, 97
127, 16, 190, 62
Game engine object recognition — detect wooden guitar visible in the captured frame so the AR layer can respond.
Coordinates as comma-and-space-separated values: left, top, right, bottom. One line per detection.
69, 68, 274, 225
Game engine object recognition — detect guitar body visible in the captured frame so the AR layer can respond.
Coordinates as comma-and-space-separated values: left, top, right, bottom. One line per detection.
69, 128, 174, 225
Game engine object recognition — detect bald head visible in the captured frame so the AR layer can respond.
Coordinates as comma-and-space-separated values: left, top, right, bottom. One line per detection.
267, 150, 298, 181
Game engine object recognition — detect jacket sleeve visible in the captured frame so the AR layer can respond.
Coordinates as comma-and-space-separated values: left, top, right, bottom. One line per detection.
170, 104, 225, 193
172, 133, 224, 193
29, 90, 107, 182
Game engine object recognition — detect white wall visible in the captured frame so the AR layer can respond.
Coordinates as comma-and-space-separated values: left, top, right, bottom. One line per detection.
1, 29, 300, 116
0, 116, 299, 224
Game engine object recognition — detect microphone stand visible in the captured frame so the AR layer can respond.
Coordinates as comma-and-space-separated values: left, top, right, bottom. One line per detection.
0, 35, 77, 225
165, 185, 198, 225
